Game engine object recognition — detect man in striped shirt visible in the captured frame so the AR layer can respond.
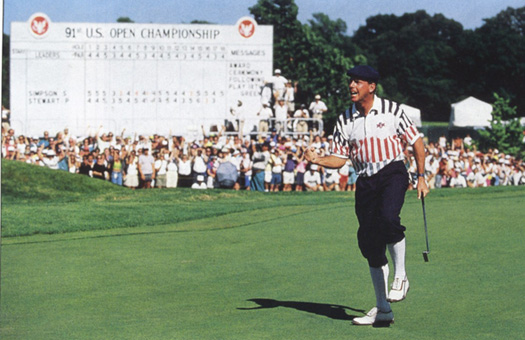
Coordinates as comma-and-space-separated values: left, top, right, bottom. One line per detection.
305, 65, 429, 326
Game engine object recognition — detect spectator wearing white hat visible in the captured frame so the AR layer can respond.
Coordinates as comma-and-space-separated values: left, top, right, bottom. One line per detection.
271, 69, 288, 101
467, 165, 487, 187
274, 98, 288, 134
323, 167, 340, 191
257, 102, 273, 138
37, 145, 64, 170
309, 94, 328, 132
304, 164, 322, 191
293, 104, 310, 135
191, 175, 207, 189
449, 167, 467, 188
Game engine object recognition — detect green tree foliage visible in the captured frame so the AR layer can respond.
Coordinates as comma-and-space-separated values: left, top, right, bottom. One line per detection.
467, 7, 525, 117
116, 17, 134, 23
250, 1, 364, 130
190, 20, 215, 24
294, 13, 359, 129
350, 7, 525, 122
3, 33, 10, 108
477, 93, 525, 158
249, 0, 303, 78
352, 10, 463, 121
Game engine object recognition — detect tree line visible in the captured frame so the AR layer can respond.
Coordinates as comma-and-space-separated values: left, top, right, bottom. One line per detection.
3, 1, 524, 131
249, 0, 524, 130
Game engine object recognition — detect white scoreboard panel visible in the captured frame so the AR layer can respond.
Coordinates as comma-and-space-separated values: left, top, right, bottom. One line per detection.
10, 14, 273, 138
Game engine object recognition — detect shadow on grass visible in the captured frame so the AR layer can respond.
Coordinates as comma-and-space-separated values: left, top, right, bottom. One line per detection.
238, 298, 366, 321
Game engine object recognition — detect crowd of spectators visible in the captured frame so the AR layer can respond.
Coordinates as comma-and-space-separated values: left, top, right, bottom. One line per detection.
3, 122, 524, 191
408, 134, 525, 189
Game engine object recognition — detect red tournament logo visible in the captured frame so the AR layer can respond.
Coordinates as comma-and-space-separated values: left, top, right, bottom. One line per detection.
238, 18, 256, 38
29, 13, 51, 38
377, 122, 386, 129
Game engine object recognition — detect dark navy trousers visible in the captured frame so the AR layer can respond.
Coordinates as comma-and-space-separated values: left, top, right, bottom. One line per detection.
355, 161, 409, 268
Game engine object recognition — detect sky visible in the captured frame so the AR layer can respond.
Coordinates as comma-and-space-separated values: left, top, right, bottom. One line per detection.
3, 0, 523, 35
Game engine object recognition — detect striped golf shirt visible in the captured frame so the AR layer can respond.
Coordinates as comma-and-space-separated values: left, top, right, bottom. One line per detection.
331, 95, 420, 177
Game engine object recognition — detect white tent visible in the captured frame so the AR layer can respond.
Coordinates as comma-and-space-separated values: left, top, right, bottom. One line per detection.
449, 96, 493, 129
400, 104, 422, 127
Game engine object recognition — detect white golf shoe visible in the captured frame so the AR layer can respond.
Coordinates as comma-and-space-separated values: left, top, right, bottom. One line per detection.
388, 276, 410, 302
352, 307, 394, 325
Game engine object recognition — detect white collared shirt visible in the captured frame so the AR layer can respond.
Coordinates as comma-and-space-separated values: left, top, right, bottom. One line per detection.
331, 95, 420, 177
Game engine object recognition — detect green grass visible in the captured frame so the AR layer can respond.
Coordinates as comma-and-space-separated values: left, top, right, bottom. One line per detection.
2, 160, 525, 339
1, 160, 349, 237
421, 121, 449, 127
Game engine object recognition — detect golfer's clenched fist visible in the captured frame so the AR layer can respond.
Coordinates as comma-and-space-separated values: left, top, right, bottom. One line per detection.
304, 146, 319, 164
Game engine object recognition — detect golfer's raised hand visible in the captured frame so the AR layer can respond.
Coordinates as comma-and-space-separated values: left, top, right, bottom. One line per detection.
304, 146, 318, 164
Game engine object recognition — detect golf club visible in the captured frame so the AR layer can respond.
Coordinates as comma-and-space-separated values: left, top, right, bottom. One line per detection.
421, 195, 430, 262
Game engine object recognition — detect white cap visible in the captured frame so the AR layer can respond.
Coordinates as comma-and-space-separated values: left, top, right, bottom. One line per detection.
311, 164, 318, 170
197, 175, 204, 181
315, 94, 321, 100
274, 69, 281, 74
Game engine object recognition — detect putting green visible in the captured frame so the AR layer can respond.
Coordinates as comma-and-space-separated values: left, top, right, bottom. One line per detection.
2, 189, 524, 339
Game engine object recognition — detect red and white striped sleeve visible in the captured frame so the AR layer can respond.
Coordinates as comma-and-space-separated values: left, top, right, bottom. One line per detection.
397, 110, 420, 145
330, 110, 351, 159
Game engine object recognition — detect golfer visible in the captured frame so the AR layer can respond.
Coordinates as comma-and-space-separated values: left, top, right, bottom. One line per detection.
305, 65, 429, 325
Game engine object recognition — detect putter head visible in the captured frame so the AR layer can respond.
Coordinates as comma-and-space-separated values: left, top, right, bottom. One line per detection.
422, 251, 429, 262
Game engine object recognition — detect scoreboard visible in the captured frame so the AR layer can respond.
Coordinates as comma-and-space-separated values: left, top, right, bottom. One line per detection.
10, 13, 273, 138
